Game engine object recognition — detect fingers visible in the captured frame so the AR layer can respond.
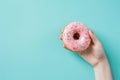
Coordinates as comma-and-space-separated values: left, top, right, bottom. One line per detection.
59, 29, 64, 40
59, 35, 62, 40
63, 43, 66, 48
61, 29, 64, 33
63, 43, 69, 50
89, 30, 99, 44
75, 51, 84, 55
59, 29, 71, 51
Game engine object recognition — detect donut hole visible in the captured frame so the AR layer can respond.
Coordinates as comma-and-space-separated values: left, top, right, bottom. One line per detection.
73, 33, 80, 40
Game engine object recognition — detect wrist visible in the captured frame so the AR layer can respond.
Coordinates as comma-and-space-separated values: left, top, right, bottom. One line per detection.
93, 55, 107, 68
93, 56, 112, 80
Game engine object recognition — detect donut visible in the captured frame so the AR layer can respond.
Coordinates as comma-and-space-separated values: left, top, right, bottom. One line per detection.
62, 22, 91, 51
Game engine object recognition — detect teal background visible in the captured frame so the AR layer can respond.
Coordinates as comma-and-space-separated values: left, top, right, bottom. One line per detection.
0, 0, 120, 80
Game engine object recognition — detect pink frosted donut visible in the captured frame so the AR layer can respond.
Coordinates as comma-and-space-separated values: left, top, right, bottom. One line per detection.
63, 22, 91, 51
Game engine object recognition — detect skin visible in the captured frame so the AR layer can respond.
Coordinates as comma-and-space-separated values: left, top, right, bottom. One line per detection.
59, 29, 112, 80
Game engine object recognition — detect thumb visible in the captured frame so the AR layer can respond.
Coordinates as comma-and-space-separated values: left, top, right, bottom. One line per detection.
89, 30, 99, 44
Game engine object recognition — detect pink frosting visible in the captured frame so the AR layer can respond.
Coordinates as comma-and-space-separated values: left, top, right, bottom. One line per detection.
63, 22, 91, 51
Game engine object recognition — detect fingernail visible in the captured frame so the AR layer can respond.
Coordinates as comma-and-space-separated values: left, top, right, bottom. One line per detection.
63, 44, 65, 47
59, 36, 62, 40
90, 30, 94, 35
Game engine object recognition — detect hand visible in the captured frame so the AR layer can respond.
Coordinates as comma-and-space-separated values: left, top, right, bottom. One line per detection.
59, 29, 106, 67
59, 29, 112, 80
